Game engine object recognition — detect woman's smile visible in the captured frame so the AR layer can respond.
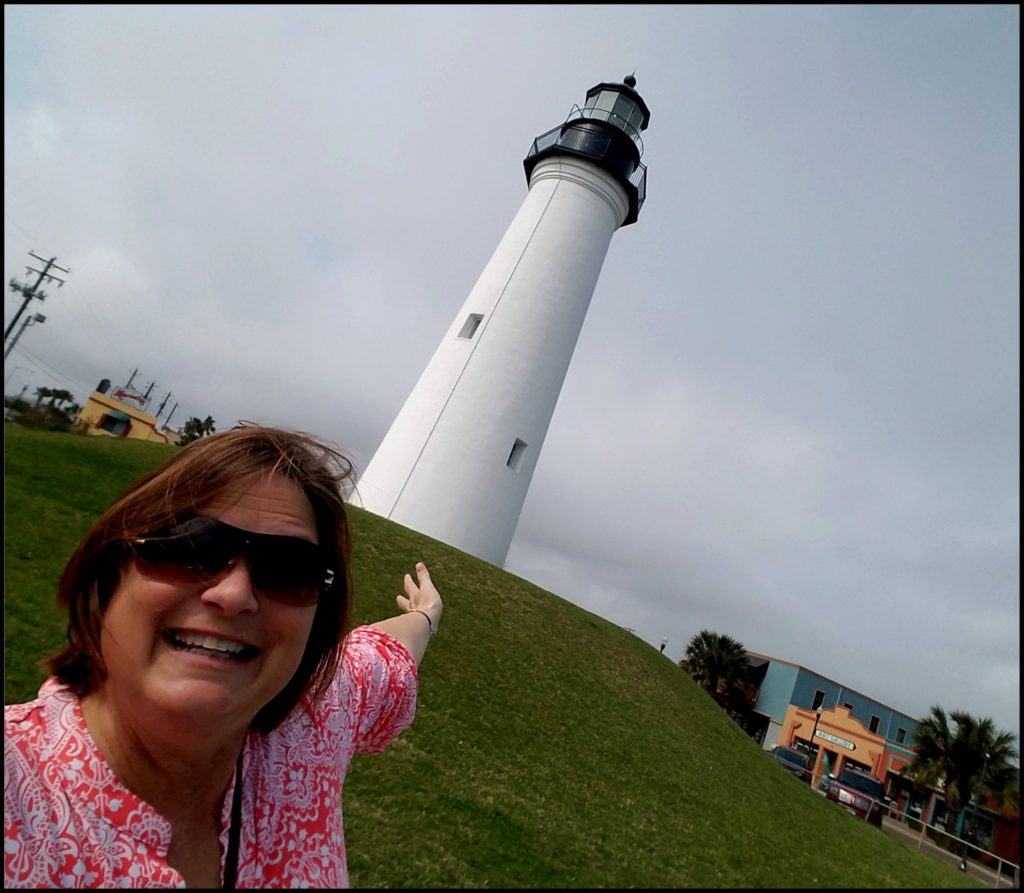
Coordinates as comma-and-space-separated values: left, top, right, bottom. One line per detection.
160, 627, 262, 662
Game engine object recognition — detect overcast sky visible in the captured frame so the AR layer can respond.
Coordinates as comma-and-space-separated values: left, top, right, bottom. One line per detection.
5, 5, 1019, 744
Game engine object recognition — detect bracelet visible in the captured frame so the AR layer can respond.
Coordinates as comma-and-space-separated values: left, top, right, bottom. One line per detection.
410, 609, 435, 638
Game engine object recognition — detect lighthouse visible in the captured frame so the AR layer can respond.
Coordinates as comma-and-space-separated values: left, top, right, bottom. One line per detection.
354, 76, 651, 566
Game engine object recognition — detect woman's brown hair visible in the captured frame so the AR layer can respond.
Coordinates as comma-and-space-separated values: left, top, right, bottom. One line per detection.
45, 423, 356, 733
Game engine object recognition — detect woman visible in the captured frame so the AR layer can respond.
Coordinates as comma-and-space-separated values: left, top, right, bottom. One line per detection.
4, 424, 443, 888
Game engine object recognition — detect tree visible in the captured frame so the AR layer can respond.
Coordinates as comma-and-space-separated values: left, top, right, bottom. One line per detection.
46, 388, 75, 409
678, 629, 753, 715
905, 706, 1019, 841
178, 415, 217, 445
19, 386, 80, 432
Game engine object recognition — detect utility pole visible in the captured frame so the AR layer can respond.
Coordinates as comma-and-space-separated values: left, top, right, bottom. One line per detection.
163, 402, 178, 429
142, 381, 157, 404
6, 252, 69, 343
125, 368, 139, 390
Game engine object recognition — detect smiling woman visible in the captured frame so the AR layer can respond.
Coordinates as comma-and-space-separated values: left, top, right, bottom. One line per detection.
4, 424, 444, 889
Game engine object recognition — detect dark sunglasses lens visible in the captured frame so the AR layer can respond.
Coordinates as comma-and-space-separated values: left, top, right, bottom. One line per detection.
248, 538, 325, 605
130, 519, 234, 581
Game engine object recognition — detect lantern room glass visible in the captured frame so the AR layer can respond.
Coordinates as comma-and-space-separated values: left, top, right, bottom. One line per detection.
583, 89, 644, 142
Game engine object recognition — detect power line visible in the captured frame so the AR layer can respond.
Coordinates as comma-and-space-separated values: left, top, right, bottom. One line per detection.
7, 342, 98, 397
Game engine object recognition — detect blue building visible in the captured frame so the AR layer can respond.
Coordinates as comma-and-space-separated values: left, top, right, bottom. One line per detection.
742, 651, 919, 752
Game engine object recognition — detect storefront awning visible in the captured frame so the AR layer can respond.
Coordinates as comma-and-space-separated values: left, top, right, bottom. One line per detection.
105, 410, 131, 422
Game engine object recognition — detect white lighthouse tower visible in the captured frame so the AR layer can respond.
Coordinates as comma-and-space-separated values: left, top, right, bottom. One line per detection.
354, 76, 651, 566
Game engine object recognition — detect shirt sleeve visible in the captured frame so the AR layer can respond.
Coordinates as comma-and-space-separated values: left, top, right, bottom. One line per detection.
339, 625, 419, 754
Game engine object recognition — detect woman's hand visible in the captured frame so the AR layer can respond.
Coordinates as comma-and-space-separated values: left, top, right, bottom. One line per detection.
395, 562, 443, 633
370, 562, 443, 664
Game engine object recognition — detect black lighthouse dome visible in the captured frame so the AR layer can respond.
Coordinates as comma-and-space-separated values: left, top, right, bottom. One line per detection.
524, 75, 651, 226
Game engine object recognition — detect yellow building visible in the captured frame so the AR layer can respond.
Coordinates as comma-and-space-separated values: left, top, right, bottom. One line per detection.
75, 386, 178, 445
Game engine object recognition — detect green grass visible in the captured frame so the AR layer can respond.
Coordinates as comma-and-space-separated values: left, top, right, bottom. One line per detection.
3, 423, 983, 888
4, 425, 178, 699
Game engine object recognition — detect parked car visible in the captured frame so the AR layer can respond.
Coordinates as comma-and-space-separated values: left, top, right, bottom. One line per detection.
823, 769, 890, 827
771, 746, 812, 784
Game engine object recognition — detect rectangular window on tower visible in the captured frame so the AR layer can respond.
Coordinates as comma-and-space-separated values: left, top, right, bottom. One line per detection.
457, 313, 484, 340
506, 438, 527, 472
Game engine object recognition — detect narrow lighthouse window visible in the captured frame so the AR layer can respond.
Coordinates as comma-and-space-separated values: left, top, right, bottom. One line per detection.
457, 313, 484, 340
506, 438, 527, 471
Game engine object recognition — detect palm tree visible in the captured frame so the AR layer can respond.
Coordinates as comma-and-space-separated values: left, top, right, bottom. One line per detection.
678, 630, 751, 714
906, 706, 1019, 840
178, 415, 218, 445
47, 388, 75, 409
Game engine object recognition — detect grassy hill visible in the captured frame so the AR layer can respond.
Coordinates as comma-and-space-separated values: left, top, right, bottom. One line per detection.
3, 423, 980, 888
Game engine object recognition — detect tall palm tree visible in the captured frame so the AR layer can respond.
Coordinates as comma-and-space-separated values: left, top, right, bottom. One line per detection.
907, 706, 1019, 837
678, 630, 751, 713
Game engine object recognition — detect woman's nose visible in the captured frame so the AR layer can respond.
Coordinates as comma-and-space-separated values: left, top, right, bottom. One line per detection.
199, 554, 260, 614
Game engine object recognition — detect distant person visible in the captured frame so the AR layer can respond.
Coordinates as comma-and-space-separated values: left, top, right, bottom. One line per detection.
660, 639, 668, 654
4, 424, 443, 888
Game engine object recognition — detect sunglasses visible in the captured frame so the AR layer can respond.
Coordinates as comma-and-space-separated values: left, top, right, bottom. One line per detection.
127, 517, 335, 606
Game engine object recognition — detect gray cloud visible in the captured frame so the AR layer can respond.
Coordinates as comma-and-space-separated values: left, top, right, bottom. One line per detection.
5, 5, 1019, 741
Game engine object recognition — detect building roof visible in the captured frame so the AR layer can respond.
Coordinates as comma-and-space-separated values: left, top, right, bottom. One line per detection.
746, 650, 919, 723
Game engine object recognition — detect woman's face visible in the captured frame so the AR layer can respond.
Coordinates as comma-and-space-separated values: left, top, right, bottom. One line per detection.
94, 473, 320, 732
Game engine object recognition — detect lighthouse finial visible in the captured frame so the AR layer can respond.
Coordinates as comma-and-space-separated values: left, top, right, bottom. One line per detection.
624, 71, 636, 88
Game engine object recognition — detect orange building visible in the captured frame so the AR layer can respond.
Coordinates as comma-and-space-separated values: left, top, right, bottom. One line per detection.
779, 703, 913, 789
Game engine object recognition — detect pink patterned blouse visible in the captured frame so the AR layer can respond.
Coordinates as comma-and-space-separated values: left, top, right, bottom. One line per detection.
4, 625, 418, 889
